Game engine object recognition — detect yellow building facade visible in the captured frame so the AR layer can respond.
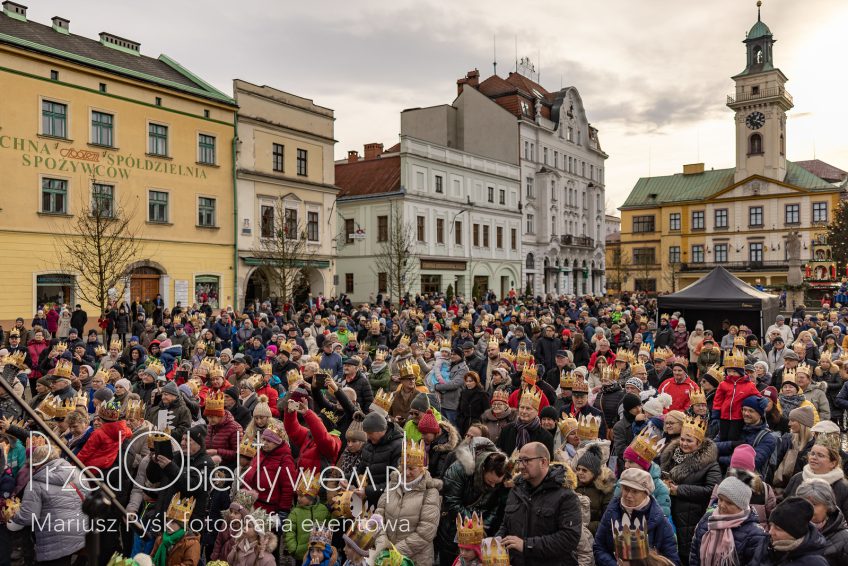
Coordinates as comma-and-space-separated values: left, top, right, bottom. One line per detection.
0, 4, 237, 327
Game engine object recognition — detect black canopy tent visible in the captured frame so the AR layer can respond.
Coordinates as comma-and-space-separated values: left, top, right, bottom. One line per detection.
657, 267, 780, 339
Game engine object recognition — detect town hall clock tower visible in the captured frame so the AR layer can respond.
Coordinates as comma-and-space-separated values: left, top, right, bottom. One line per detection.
727, 1, 794, 183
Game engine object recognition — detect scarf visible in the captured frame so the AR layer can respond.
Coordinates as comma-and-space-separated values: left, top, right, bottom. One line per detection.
620, 496, 651, 515
801, 464, 846, 484
515, 416, 540, 450
672, 446, 688, 466
771, 536, 804, 553
779, 393, 806, 416
153, 528, 185, 566
699, 509, 749, 566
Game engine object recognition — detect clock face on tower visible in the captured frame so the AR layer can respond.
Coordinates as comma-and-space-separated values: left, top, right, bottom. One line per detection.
746, 111, 766, 129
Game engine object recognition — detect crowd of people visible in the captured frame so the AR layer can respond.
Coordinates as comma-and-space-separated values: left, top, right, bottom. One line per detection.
0, 292, 846, 566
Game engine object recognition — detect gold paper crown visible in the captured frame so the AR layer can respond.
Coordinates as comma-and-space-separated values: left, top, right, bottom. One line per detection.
521, 361, 538, 385
259, 361, 273, 376
733, 335, 746, 347
194, 340, 208, 352
602, 365, 620, 383
815, 431, 842, 455
558, 415, 579, 439
481, 538, 510, 566
820, 350, 832, 364
109, 338, 122, 351
398, 359, 420, 379
370, 320, 381, 332
94, 345, 107, 357
309, 526, 334, 549
459, 320, 470, 330
613, 515, 650, 561
403, 438, 426, 468
456, 512, 485, 546
165, 493, 196, 524
54, 341, 68, 355
639, 342, 652, 355
331, 477, 366, 518
145, 357, 165, 376
375, 349, 387, 362
279, 341, 293, 354
782, 367, 797, 386
93, 366, 109, 383
630, 361, 646, 375
97, 399, 122, 422
518, 386, 542, 410
39, 395, 77, 419
681, 415, 707, 442
199, 357, 216, 372
54, 358, 73, 379
206, 391, 226, 413
796, 362, 812, 377
629, 425, 665, 463
653, 347, 673, 361
296, 473, 321, 498
125, 399, 145, 420
706, 364, 725, 384
440, 338, 452, 350
373, 388, 394, 414
838, 351, 848, 365
572, 373, 590, 393
576, 413, 601, 440
500, 350, 516, 364
287, 369, 302, 389
344, 510, 380, 553
491, 389, 509, 405
723, 350, 746, 369
516, 342, 533, 364
660, 313, 670, 321
689, 386, 707, 405
2, 351, 27, 370
1, 496, 20, 523
560, 370, 575, 390
615, 348, 634, 364
488, 334, 500, 348
7, 329, 19, 339
399, 335, 411, 347
427, 341, 439, 353
209, 362, 225, 379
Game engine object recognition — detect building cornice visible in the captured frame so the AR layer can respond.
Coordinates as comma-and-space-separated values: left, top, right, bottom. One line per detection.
236, 169, 339, 194
237, 113, 337, 144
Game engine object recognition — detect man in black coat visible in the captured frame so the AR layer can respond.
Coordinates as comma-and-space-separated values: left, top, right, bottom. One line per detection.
496, 394, 554, 456
356, 412, 403, 507
224, 386, 251, 430
70, 304, 87, 336
534, 325, 561, 372
462, 341, 484, 375
497, 442, 582, 566
343, 358, 374, 411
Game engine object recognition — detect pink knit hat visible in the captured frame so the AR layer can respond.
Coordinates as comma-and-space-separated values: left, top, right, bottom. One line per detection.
729, 443, 756, 472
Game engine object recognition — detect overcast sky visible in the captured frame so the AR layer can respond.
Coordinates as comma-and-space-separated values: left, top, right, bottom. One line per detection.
29, 0, 848, 212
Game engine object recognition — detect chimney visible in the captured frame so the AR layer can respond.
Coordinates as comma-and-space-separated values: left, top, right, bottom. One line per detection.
99, 32, 141, 56
2, 1, 27, 21
456, 69, 480, 95
52, 16, 69, 34
363, 143, 384, 160
347, 150, 359, 163
682, 163, 705, 175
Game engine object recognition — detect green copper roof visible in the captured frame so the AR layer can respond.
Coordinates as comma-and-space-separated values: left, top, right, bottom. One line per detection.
621, 162, 834, 209
748, 20, 772, 40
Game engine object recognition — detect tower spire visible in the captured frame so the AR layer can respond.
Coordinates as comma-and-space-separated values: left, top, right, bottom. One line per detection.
757, 0, 762, 22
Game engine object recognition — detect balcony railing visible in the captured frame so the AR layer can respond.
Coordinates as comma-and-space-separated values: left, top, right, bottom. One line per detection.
727, 87, 793, 106
679, 260, 786, 272
560, 235, 595, 247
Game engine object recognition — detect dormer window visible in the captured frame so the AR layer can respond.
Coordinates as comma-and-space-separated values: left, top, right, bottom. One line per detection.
519, 100, 530, 115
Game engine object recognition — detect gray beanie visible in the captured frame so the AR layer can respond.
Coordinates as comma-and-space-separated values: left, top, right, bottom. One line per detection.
93, 388, 114, 402
161, 381, 179, 397
576, 445, 602, 477
717, 476, 752, 510
410, 393, 430, 413
362, 411, 388, 433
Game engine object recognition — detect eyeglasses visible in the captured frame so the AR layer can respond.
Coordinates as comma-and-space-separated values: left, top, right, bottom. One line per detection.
517, 456, 544, 465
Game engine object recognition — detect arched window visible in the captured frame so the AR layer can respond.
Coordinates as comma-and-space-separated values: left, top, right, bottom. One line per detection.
749, 133, 763, 155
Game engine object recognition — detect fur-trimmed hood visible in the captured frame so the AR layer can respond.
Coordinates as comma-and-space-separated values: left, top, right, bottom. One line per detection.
453, 436, 501, 475
592, 467, 617, 494
660, 438, 718, 484
431, 418, 460, 453
575, 492, 592, 524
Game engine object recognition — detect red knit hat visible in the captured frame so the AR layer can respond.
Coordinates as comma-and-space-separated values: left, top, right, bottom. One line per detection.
729, 444, 756, 473
623, 446, 651, 471
417, 409, 440, 434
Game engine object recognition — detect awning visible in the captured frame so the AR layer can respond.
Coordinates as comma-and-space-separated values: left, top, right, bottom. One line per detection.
243, 257, 331, 269
195, 275, 220, 283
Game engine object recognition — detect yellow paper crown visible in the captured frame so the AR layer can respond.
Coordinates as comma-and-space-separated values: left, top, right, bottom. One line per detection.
2, 351, 27, 370
1, 496, 20, 523
370, 320, 381, 332
399, 335, 411, 347
481, 538, 510, 566
194, 340, 208, 352
331, 475, 367, 518
296, 473, 321, 498
488, 335, 500, 348
404, 438, 426, 468
521, 361, 538, 385
398, 359, 420, 379
343, 508, 379, 552
689, 386, 707, 405
500, 350, 516, 364
199, 357, 216, 372
427, 341, 439, 353
125, 399, 146, 420
287, 369, 303, 389
109, 338, 123, 351
782, 367, 797, 386
205, 391, 226, 413
629, 425, 665, 463
94, 345, 107, 357
723, 350, 746, 370
38, 395, 77, 419
613, 515, 650, 561
558, 415, 579, 438
516, 342, 533, 364
491, 389, 510, 405
54, 358, 73, 379
259, 361, 273, 376
440, 338, 452, 350
572, 373, 590, 393
630, 361, 646, 375
639, 342, 652, 355
279, 341, 293, 354
706, 364, 725, 384
209, 362, 225, 378
145, 357, 165, 376
733, 335, 746, 347
681, 415, 707, 442
456, 512, 485, 546
375, 349, 387, 362
238, 437, 257, 459
165, 493, 196, 524
815, 431, 841, 455
372, 388, 394, 414
518, 386, 542, 411
820, 350, 832, 364
576, 413, 601, 440
559, 369, 575, 390
796, 361, 812, 377
615, 348, 634, 364
653, 347, 673, 361
54, 341, 68, 355
602, 365, 620, 383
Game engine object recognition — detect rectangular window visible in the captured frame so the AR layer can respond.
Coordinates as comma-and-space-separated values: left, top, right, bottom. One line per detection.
198, 197, 216, 227
692, 210, 705, 230
668, 246, 681, 264
436, 218, 444, 244
421, 274, 441, 294
473, 224, 480, 247
344, 218, 355, 244
482, 225, 490, 248
785, 203, 800, 225
496, 226, 503, 249
634, 279, 657, 293
435, 175, 443, 194
554, 151, 559, 168
526, 177, 534, 198
148, 123, 168, 156
377, 272, 387, 293
284, 208, 298, 239
345, 273, 354, 294
749, 206, 763, 227
567, 127, 573, 142
499, 189, 506, 205
526, 214, 535, 234
511, 228, 517, 250
632, 215, 655, 233
417, 216, 425, 242
543, 148, 548, 164
99, 83, 107, 93
813, 202, 828, 223
714, 208, 728, 229
692, 245, 705, 263
272, 143, 284, 172
633, 248, 656, 265
524, 141, 530, 160
296, 149, 308, 176
261, 205, 274, 238
50, 70, 59, 81
377, 215, 388, 242
750, 242, 764, 263
148, 190, 168, 222
42, 100, 67, 138
91, 111, 113, 147
40, 178, 67, 214
198, 134, 216, 165
669, 212, 681, 231
91, 183, 113, 217
307, 211, 319, 241
455, 221, 462, 245
714, 243, 728, 263
487, 186, 494, 203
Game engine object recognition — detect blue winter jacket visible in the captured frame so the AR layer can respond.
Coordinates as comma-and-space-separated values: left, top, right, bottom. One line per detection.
714, 421, 776, 475
612, 462, 672, 520
594, 496, 680, 566
689, 506, 767, 566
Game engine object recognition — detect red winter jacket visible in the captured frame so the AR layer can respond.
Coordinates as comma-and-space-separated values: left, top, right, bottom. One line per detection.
255, 384, 280, 417
206, 410, 243, 465
657, 376, 698, 412
712, 374, 760, 420
78, 420, 132, 471
243, 442, 296, 513
26, 339, 49, 379
507, 384, 551, 410
283, 409, 341, 473
588, 349, 616, 372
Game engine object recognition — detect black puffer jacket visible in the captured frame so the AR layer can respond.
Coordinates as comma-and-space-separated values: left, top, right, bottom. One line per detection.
593, 382, 624, 430
427, 419, 460, 479
496, 420, 554, 457
820, 507, 848, 566
345, 371, 373, 412
436, 438, 508, 555
660, 438, 722, 564
496, 465, 582, 566
145, 392, 192, 443
752, 523, 829, 566
458, 385, 489, 435
356, 419, 403, 506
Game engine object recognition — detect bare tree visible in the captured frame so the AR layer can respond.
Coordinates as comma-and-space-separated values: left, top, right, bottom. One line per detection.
372, 202, 418, 302
663, 260, 681, 293
52, 183, 142, 313
256, 200, 316, 306
606, 248, 629, 294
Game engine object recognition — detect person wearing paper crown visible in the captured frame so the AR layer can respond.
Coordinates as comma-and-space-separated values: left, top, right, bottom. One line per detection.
657, 356, 698, 413
711, 348, 761, 442
150, 493, 201, 566
451, 513, 485, 566
496, 384, 554, 457
285, 474, 331, 561
613, 424, 673, 520
77, 398, 132, 471
507, 361, 553, 410
714, 394, 776, 476
342, 512, 384, 566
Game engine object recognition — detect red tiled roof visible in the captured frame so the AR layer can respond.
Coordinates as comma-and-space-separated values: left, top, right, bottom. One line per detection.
606, 231, 621, 243
793, 159, 847, 184
504, 72, 553, 100
335, 155, 401, 198
478, 74, 518, 98
385, 143, 401, 153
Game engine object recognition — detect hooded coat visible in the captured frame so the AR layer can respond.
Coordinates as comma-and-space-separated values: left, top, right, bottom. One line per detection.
77, 418, 133, 471
242, 442, 296, 513
356, 420, 404, 507
374, 470, 442, 566
751, 524, 829, 566
819, 507, 848, 566
803, 380, 831, 421
206, 409, 244, 466
575, 464, 616, 534
283, 408, 341, 473
426, 418, 460, 479
593, 495, 680, 566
